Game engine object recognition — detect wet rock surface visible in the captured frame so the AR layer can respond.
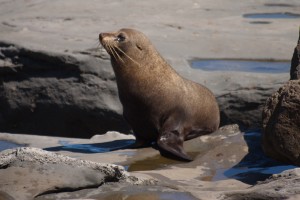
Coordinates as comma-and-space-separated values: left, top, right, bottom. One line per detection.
224, 169, 300, 200
0, 147, 155, 200
0, 0, 300, 199
0, 125, 298, 200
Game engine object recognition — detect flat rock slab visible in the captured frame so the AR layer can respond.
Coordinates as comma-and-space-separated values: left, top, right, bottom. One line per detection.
1, 125, 299, 199
224, 168, 300, 199
0, 147, 154, 200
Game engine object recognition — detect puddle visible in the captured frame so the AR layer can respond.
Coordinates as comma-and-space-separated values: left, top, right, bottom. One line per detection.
243, 12, 300, 19
264, 3, 294, 7
200, 131, 297, 184
249, 21, 272, 24
190, 59, 290, 73
126, 152, 198, 172
97, 190, 198, 200
0, 140, 25, 151
44, 139, 135, 153
36, 186, 198, 200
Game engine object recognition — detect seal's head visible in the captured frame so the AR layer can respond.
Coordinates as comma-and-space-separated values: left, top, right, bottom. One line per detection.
99, 28, 159, 67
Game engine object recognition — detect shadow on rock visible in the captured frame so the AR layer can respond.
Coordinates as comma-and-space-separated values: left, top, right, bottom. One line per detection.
45, 139, 135, 153
223, 130, 296, 185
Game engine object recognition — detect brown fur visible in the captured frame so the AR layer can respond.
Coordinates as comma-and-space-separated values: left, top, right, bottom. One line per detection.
99, 28, 220, 161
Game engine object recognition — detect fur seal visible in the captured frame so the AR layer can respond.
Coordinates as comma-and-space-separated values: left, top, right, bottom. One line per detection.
99, 28, 220, 161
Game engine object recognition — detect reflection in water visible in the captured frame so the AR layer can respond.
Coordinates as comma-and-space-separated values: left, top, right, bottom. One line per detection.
126, 154, 181, 172
243, 12, 300, 19
126, 152, 199, 172
43, 130, 297, 185
0, 140, 25, 151
201, 131, 297, 184
98, 191, 198, 200
45, 139, 135, 153
191, 59, 290, 73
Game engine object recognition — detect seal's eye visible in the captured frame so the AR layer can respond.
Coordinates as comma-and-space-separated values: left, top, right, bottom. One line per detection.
116, 34, 126, 42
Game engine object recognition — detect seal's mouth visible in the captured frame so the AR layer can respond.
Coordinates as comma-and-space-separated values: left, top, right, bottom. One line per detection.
99, 33, 110, 47
99, 33, 115, 54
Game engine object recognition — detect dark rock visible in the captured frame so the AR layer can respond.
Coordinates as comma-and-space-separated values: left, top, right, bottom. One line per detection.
217, 86, 274, 129
0, 42, 130, 138
262, 80, 300, 165
290, 28, 300, 80
0, 147, 153, 200
0, 41, 288, 137
224, 168, 300, 200
261, 29, 300, 166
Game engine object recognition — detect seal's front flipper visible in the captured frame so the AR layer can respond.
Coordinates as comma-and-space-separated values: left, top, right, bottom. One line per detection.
157, 130, 192, 161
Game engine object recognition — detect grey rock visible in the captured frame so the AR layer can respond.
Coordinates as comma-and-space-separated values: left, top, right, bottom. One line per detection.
0, 0, 293, 136
0, 147, 153, 200
0, 42, 130, 138
224, 168, 300, 200
262, 80, 300, 166
0, 42, 289, 137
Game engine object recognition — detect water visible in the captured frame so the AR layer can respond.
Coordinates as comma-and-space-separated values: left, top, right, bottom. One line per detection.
0, 140, 24, 151
243, 12, 300, 19
44, 139, 135, 153
100, 191, 198, 200
124, 130, 297, 185
36, 186, 198, 200
201, 131, 297, 185
190, 59, 290, 73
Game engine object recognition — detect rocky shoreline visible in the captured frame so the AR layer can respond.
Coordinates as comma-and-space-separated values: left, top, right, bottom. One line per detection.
1, 0, 300, 199
0, 125, 299, 200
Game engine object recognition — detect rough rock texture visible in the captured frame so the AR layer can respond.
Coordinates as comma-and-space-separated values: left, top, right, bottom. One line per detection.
262, 30, 300, 166
262, 80, 300, 166
0, 147, 153, 200
0, 40, 288, 138
290, 28, 300, 80
0, 42, 130, 138
224, 169, 300, 200
0, 0, 294, 137
0, 126, 298, 199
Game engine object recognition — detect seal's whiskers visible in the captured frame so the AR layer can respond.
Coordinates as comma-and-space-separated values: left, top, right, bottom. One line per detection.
114, 46, 140, 66
110, 45, 125, 63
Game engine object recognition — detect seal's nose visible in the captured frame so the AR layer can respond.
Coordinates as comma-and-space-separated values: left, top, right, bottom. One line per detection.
99, 33, 104, 42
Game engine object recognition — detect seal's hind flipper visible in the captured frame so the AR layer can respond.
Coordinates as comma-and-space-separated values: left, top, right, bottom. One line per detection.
157, 130, 192, 161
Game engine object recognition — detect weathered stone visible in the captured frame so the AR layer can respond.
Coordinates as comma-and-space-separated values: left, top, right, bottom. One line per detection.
0, 0, 292, 136
0, 42, 130, 138
262, 80, 300, 165
0, 147, 153, 200
224, 168, 300, 200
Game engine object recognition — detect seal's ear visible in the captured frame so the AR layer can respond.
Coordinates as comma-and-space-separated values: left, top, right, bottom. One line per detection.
136, 44, 143, 51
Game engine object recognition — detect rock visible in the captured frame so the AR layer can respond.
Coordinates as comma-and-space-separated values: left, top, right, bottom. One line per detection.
290, 28, 300, 80
0, 42, 130, 138
0, 42, 288, 138
0, 126, 297, 200
262, 80, 300, 165
0, 147, 153, 200
262, 30, 300, 166
0, 0, 292, 136
224, 168, 300, 200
